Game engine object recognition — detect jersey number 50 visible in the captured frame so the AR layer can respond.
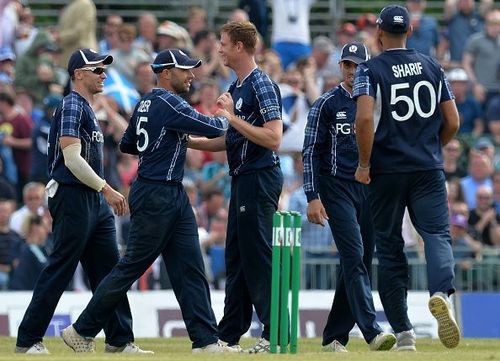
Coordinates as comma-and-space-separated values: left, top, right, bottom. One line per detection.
390, 80, 438, 122
136, 116, 149, 152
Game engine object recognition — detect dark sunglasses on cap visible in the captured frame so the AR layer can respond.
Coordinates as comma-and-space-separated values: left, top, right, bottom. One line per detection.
78, 66, 107, 75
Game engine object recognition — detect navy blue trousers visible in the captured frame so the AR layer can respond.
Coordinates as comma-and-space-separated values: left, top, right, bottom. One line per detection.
319, 176, 381, 345
369, 170, 455, 333
16, 185, 133, 348
218, 166, 283, 344
73, 180, 218, 349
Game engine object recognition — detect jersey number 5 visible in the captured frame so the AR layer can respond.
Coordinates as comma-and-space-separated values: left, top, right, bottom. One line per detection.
136, 116, 149, 152
390, 80, 438, 121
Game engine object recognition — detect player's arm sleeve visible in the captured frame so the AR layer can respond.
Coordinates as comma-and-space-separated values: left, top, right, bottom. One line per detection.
119, 115, 139, 155
61, 139, 106, 192
302, 96, 329, 203
161, 96, 229, 138
439, 67, 455, 103
253, 78, 282, 123
352, 64, 376, 100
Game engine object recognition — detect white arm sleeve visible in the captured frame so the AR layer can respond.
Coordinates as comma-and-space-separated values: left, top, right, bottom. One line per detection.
62, 142, 106, 192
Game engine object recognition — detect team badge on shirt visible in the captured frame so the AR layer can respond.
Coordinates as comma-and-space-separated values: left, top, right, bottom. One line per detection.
236, 97, 243, 111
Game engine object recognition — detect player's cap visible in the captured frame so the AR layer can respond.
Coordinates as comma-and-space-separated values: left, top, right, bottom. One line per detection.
0, 47, 16, 62
376, 5, 410, 34
67, 48, 113, 77
446, 68, 468, 82
339, 42, 370, 64
151, 49, 202, 73
450, 214, 468, 229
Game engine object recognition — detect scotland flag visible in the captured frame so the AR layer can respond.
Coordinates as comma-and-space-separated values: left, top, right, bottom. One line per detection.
103, 68, 140, 114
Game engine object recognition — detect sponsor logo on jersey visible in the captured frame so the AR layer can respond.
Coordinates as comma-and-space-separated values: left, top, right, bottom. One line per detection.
336, 111, 347, 120
92, 130, 104, 143
335, 123, 355, 135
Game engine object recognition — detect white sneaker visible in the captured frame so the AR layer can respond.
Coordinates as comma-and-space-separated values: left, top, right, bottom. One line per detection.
428, 292, 460, 348
218, 340, 244, 353
246, 338, 270, 353
105, 343, 154, 354
369, 332, 397, 351
395, 330, 416, 351
192, 340, 234, 353
322, 340, 348, 352
61, 325, 95, 353
14, 342, 50, 354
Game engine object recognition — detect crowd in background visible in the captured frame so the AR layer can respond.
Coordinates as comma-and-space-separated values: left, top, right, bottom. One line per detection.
0, 0, 499, 291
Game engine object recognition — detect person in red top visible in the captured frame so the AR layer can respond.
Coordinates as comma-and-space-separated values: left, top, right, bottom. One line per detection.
0, 91, 33, 200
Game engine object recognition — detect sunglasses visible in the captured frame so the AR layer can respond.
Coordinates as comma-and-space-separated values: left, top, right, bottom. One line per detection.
78, 66, 107, 75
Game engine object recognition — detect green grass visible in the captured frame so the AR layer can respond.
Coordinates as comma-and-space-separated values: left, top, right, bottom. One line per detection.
2, 337, 500, 361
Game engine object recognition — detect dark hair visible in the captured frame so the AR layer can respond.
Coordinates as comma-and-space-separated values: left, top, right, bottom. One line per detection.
0, 92, 15, 106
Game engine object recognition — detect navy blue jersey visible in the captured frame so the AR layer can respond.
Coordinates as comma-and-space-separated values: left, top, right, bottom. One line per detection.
47, 91, 104, 186
121, 88, 228, 182
303, 84, 358, 202
353, 49, 454, 174
225, 68, 282, 176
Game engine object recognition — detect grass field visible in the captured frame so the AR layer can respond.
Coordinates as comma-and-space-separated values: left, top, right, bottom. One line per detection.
2, 337, 499, 361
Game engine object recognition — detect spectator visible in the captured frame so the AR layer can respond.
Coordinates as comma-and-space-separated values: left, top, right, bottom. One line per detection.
443, 139, 467, 180
310, 36, 337, 92
0, 0, 21, 49
271, 0, 315, 69
330, 23, 358, 65
184, 148, 205, 192
230, 8, 249, 23
0, 91, 33, 198
461, 152, 493, 209
406, 0, 439, 57
192, 30, 230, 84
9, 214, 50, 290
356, 14, 381, 57
469, 185, 500, 246
30, 93, 61, 184
156, 20, 192, 53
10, 181, 44, 237
194, 79, 220, 115
447, 68, 483, 137
239, 0, 268, 42
109, 23, 151, 84
201, 151, 230, 199
13, 30, 60, 105
134, 12, 157, 55
202, 214, 227, 290
186, 6, 208, 39
492, 170, 500, 214
14, 2, 38, 57
134, 61, 155, 97
98, 14, 123, 54
447, 177, 466, 206
0, 197, 22, 289
257, 49, 283, 83
439, 0, 483, 69
449, 213, 482, 274
486, 96, 500, 168
462, 9, 500, 106
196, 188, 227, 232
0, 46, 15, 86
55, 0, 97, 69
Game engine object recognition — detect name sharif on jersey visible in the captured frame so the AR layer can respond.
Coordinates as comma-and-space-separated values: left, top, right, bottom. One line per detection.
392, 62, 423, 78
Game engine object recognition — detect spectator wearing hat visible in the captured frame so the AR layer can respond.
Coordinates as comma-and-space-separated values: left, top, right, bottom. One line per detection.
271, 0, 315, 69
13, 30, 60, 105
156, 21, 193, 53
447, 68, 483, 137
406, 0, 439, 57
449, 213, 482, 272
0, 46, 15, 85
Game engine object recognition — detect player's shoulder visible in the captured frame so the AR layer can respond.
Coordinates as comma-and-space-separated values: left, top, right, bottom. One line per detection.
62, 91, 84, 111
251, 68, 276, 87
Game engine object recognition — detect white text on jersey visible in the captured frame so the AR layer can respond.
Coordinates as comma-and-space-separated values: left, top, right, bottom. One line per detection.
392, 62, 423, 78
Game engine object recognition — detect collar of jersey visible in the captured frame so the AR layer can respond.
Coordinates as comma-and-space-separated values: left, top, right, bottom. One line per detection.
236, 67, 258, 88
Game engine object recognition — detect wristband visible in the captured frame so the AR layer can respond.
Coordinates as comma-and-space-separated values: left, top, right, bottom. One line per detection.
358, 163, 370, 170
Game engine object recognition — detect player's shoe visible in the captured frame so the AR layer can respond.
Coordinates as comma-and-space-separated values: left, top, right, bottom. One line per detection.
428, 292, 460, 348
322, 340, 348, 352
369, 332, 397, 351
218, 340, 244, 352
14, 342, 49, 354
105, 343, 154, 354
61, 325, 95, 353
394, 329, 416, 351
192, 340, 239, 353
246, 337, 271, 353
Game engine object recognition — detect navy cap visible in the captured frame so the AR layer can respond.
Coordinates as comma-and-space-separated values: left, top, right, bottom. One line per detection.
376, 5, 410, 34
67, 48, 113, 77
151, 49, 202, 73
339, 42, 370, 64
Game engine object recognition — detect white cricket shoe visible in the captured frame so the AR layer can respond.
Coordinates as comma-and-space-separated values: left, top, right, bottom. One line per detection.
369, 332, 397, 351
322, 340, 348, 352
105, 343, 154, 354
395, 329, 416, 351
61, 325, 95, 353
192, 340, 238, 353
15, 342, 49, 354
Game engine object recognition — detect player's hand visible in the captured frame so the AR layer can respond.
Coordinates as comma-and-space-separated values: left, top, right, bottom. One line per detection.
307, 199, 329, 226
102, 183, 129, 216
216, 92, 234, 112
355, 166, 371, 184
